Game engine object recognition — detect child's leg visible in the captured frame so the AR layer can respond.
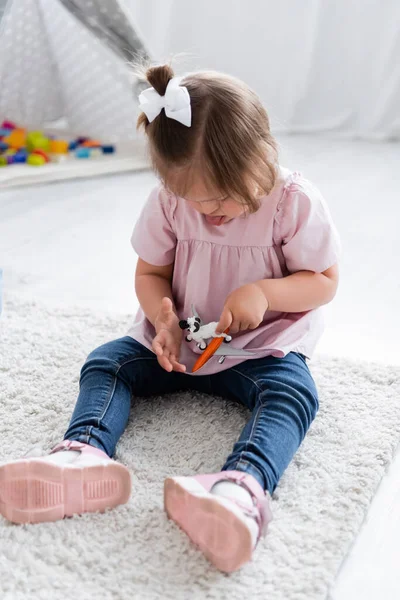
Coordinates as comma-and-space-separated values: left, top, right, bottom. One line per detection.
0, 336, 189, 524
215, 352, 319, 494
164, 352, 318, 572
64, 336, 189, 457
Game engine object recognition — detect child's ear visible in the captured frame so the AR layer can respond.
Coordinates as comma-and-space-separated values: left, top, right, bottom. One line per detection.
179, 320, 188, 329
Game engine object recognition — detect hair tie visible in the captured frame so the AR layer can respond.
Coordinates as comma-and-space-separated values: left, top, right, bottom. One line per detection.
138, 76, 192, 127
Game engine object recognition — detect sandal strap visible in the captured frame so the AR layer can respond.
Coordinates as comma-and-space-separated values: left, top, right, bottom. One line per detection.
50, 440, 85, 453
221, 472, 273, 540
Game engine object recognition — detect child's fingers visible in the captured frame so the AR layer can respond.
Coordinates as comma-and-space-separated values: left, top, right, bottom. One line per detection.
229, 324, 239, 334
171, 357, 186, 372
216, 307, 233, 334
169, 352, 186, 373
153, 333, 183, 373
152, 338, 164, 356
158, 353, 173, 372
153, 342, 172, 372
160, 297, 173, 314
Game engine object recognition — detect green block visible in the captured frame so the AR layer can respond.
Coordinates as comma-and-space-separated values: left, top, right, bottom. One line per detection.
0, 156, 7, 166
26, 131, 50, 152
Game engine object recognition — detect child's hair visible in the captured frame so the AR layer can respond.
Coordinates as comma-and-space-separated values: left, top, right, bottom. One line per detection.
137, 63, 278, 213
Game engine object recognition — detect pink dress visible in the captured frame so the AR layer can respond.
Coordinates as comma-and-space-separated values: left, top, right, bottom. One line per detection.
128, 167, 341, 375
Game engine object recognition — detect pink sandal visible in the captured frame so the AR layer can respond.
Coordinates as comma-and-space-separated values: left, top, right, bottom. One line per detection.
164, 470, 272, 573
0, 440, 131, 524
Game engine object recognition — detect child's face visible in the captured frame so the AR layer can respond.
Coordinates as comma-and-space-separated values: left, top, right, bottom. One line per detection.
180, 178, 247, 226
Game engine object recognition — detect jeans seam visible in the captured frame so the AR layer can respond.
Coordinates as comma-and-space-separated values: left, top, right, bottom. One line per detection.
229, 368, 267, 473
99, 356, 157, 424
229, 367, 264, 393
82, 356, 158, 445
237, 401, 263, 463
116, 356, 158, 375
233, 459, 265, 484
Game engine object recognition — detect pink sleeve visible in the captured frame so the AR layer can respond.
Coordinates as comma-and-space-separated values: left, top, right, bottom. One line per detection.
274, 181, 341, 273
131, 186, 177, 266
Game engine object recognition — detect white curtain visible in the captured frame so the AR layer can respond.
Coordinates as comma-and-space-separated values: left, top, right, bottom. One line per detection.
127, 0, 400, 140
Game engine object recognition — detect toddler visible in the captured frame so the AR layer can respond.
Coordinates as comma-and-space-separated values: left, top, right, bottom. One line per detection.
0, 65, 340, 573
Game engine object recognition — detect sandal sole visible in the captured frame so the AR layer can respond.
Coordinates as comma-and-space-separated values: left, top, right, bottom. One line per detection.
164, 476, 252, 572
0, 459, 131, 524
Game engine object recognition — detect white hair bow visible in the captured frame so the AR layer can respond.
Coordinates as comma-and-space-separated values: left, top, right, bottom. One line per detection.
138, 76, 192, 127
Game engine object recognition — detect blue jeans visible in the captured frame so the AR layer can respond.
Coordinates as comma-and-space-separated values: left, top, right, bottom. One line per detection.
64, 337, 319, 494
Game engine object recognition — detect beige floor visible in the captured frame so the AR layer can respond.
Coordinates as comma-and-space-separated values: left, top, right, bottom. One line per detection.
1, 134, 399, 598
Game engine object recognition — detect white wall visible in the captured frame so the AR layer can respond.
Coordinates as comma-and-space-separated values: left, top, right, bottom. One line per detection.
127, 0, 400, 139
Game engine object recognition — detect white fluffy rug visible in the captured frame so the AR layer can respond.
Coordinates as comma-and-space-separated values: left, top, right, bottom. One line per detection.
1, 296, 399, 600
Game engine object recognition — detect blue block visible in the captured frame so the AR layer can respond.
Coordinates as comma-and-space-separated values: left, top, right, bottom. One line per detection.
101, 145, 115, 154
68, 140, 79, 151
0, 141, 8, 151
0, 128, 11, 137
75, 147, 91, 159
13, 150, 28, 163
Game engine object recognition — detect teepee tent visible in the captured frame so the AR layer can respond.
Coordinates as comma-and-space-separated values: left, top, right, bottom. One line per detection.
0, 0, 149, 140
0, 0, 151, 187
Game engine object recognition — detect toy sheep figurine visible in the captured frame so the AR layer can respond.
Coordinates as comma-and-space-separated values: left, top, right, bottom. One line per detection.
179, 315, 232, 350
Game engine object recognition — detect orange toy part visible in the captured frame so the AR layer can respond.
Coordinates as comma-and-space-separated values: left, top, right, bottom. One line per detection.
192, 328, 230, 373
4, 128, 26, 149
81, 140, 101, 148
49, 139, 69, 153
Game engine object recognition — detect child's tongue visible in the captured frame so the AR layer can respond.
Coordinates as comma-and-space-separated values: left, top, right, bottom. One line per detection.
205, 215, 226, 226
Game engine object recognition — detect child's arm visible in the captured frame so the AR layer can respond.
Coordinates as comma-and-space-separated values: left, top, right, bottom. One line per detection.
135, 258, 186, 373
217, 264, 338, 334
135, 258, 176, 326
255, 264, 339, 313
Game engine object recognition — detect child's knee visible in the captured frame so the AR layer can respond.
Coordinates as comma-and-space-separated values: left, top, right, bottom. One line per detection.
82, 341, 124, 378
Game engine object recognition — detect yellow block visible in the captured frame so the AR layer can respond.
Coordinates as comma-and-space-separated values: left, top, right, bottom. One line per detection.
49, 139, 69, 154
27, 154, 46, 166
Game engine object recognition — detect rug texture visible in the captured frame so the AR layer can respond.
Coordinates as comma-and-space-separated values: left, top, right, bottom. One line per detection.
0, 295, 399, 600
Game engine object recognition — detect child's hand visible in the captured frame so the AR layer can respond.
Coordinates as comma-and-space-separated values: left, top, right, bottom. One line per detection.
153, 297, 187, 373
216, 283, 268, 334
